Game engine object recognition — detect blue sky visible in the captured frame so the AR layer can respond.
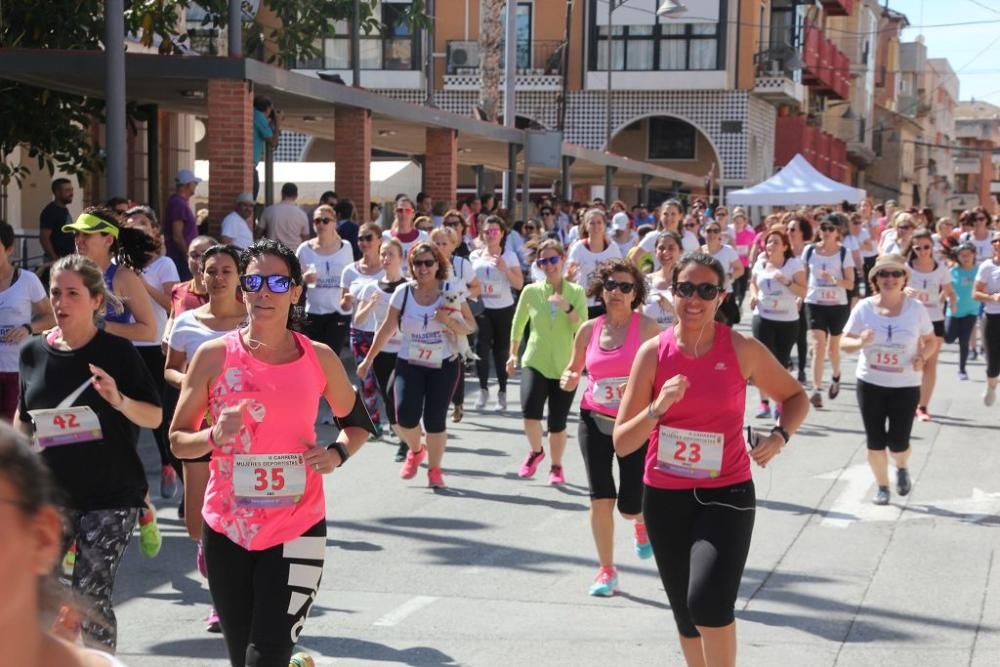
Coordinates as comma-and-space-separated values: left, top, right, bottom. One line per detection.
893, 0, 1000, 102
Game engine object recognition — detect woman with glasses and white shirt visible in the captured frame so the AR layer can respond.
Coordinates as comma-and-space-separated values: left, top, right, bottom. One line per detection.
878, 211, 916, 257
701, 221, 744, 326
383, 197, 429, 274
296, 204, 354, 357
567, 208, 622, 320
960, 206, 995, 263
973, 231, 1000, 407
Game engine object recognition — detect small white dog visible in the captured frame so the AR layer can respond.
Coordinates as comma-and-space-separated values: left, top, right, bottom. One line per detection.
440, 288, 479, 362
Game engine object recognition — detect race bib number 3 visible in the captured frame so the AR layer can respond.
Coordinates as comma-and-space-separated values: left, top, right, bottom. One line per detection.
656, 426, 724, 479
29, 407, 103, 449
592, 376, 628, 410
233, 454, 306, 508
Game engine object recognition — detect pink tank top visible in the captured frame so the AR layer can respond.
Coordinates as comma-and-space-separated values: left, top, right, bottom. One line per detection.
202, 330, 327, 550
644, 322, 750, 490
581, 312, 642, 417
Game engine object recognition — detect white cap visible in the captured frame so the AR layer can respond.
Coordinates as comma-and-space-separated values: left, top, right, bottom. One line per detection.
611, 212, 630, 232
175, 168, 202, 185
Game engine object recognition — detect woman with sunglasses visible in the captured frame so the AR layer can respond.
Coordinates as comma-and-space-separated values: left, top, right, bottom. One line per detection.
643, 232, 682, 330
841, 254, 936, 506
637, 200, 686, 268
878, 212, 916, 257
906, 230, 955, 422
561, 260, 660, 597
932, 217, 958, 263
170, 240, 371, 665
945, 243, 981, 381
168, 236, 215, 324
567, 209, 623, 320
701, 221, 744, 326
782, 217, 812, 383
973, 231, 1000, 406
357, 243, 475, 488
803, 216, 855, 408
727, 208, 755, 309
384, 197, 428, 275
507, 240, 586, 483
614, 253, 807, 667
469, 215, 523, 411
296, 204, 354, 359
15, 254, 162, 652
442, 209, 471, 258
961, 206, 995, 264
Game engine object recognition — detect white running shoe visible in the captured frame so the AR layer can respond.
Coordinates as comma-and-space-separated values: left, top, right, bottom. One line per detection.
496, 391, 507, 412
476, 389, 488, 409
985, 384, 997, 407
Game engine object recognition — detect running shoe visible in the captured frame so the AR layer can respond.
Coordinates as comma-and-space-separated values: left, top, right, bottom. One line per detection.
873, 486, 890, 506
206, 607, 221, 633
970, 349, 978, 362
896, 468, 912, 496
368, 423, 384, 442
177, 497, 185, 520
985, 385, 997, 407
755, 402, 771, 418
62, 543, 77, 576
915, 406, 931, 422
518, 449, 546, 478
634, 522, 653, 560
828, 376, 841, 400
959, 370, 969, 381
196, 542, 207, 579
160, 465, 178, 499
399, 446, 427, 479
548, 465, 565, 485
496, 390, 507, 412
427, 466, 446, 489
588, 566, 618, 597
810, 391, 823, 409
394, 441, 408, 463
290, 653, 316, 667
475, 389, 488, 409
138, 508, 162, 558
452, 403, 464, 423
797, 368, 807, 384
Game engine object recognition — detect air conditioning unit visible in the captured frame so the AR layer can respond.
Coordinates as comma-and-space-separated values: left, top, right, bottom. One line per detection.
447, 41, 480, 74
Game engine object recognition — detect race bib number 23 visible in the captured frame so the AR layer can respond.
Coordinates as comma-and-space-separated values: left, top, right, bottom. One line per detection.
656, 426, 724, 479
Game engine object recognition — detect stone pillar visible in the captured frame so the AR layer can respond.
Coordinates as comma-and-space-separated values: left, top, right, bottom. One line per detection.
334, 106, 372, 223
206, 79, 253, 236
424, 127, 458, 211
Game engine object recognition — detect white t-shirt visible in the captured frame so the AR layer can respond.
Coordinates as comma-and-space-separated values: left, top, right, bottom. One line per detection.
470, 247, 521, 310
961, 232, 994, 263
639, 229, 699, 269
857, 226, 877, 259
975, 259, 1000, 315
752, 256, 804, 323
296, 240, 355, 315
340, 262, 384, 326
220, 211, 255, 249
262, 201, 309, 249
803, 245, 855, 306
567, 240, 623, 307
706, 244, 740, 292
846, 297, 933, 388
0, 269, 46, 372
382, 229, 429, 276
167, 309, 238, 361
137, 255, 179, 347
358, 278, 405, 353
643, 280, 675, 330
449, 255, 475, 298
613, 231, 638, 256
389, 282, 460, 364
908, 262, 950, 321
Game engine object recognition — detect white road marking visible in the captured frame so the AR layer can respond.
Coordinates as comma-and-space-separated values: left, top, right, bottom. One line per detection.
372, 595, 438, 627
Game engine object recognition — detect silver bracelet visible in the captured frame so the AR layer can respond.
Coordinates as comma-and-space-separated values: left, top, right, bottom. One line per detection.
646, 404, 662, 420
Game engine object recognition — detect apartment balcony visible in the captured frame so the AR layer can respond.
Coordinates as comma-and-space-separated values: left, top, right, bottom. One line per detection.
776, 114, 850, 183
835, 116, 876, 167
820, 0, 853, 16
951, 193, 982, 210
753, 44, 807, 107
802, 24, 849, 100
443, 40, 564, 91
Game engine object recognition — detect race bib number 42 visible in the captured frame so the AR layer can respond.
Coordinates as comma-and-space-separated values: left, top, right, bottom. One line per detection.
233, 453, 306, 508
29, 406, 103, 449
656, 426, 724, 479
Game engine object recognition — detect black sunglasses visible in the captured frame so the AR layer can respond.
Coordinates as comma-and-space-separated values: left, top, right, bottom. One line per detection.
674, 281, 722, 300
536, 255, 560, 267
603, 279, 635, 294
705, 228, 721, 234
358, 234, 376, 242
876, 270, 905, 279
412, 259, 437, 268
820, 225, 837, 232
240, 274, 293, 293
684, 223, 699, 229
314, 217, 334, 225
444, 219, 462, 227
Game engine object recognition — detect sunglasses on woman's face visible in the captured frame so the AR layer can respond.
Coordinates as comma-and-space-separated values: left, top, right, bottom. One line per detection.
603, 279, 635, 294
240, 274, 293, 293
673, 281, 722, 300
536, 255, 560, 267
684, 223, 699, 229
897, 225, 913, 231
820, 225, 836, 232
486, 228, 502, 236
705, 228, 721, 235
444, 220, 461, 227
314, 217, 334, 225
914, 244, 933, 251
412, 258, 437, 268
358, 234, 376, 242
876, 270, 905, 279
524, 225, 537, 231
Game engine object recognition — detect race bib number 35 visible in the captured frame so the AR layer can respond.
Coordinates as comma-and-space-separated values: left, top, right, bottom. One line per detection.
233, 454, 306, 508
656, 426, 724, 479
29, 407, 103, 449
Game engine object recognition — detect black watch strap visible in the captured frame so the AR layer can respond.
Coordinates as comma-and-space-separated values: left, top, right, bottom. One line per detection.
326, 441, 349, 466
771, 425, 790, 444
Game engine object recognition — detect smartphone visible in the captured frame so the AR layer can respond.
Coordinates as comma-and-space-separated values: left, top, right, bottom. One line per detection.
746, 425, 761, 450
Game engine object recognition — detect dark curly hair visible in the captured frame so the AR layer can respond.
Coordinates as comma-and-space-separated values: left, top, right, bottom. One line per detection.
586, 260, 648, 309
239, 239, 303, 330
81, 206, 159, 270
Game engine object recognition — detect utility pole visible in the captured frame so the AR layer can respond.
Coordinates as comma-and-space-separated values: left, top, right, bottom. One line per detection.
104, 0, 126, 198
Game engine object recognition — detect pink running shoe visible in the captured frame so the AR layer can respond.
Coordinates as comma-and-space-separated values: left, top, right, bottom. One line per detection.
518, 449, 546, 478
196, 542, 207, 578
206, 607, 221, 633
548, 465, 565, 485
400, 446, 427, 479
427, 467, 446, 488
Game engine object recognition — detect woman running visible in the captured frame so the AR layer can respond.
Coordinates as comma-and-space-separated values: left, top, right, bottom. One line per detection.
841, 254, 936, 505
168, 236, 215, 323
469, 215, 523, 411
297, 204, 355, 357
878, 211, 916, 256
945, 242, 980, 381
786, 216, 812, 383
643, 232, 682, 331
702, 220, 744, 326
561, 260, 660, 596
507, 239, 586, 484
0, 222, 52, 421
803, 215, 855, 408
170, 239, 373, 666
749, 228, 806, 419
356, 242, 475, 488
382, 196, 428, 275
567, 209, 623, 319
727, 207, 755, 309
973, 231, 1000, 406
614, 252, 808, 667
906, 230, 955, 421
15, 255, 162, 651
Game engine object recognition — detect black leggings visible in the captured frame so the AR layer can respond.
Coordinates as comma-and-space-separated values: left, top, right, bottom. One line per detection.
204, 519, 326, 667
985, 313, 1000, 379
475, 305, 515, 392
372, 351, 398, 425
520, 366, 576, 433
394, 357, 461, 433
795, 305, 808, 372
578, 409, 646, 513
751, 316, 799, 369
303, 312, 351, 357
855, 379, 919, 452
135, 344, 174, 469
644, 481, 756, 638
945, 315, 977, 373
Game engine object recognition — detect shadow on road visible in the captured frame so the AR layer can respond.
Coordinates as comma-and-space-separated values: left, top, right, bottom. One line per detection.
299, 637, 457, 665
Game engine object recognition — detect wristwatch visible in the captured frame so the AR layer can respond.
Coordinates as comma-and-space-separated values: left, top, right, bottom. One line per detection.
770, 425, 790, 444
565, 303, 575, 314
326, 441, 350, 467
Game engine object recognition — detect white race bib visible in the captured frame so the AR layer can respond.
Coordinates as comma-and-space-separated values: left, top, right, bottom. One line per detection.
816, 288, 841, 305
408, 332, 444, 368
481, 278, 505, 301
29, 406, 103, 449
656, 426, 725, 479
868, 344, 906, 374
592, 376, 628, 410
760, 291, 797, 317
233, 453, 306, 508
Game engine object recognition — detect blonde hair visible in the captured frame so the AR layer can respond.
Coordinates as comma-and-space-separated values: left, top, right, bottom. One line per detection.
430, 226, 457, 246
892, 211, 914, 230
51, 255, 123, 324
313, 204, 336, 220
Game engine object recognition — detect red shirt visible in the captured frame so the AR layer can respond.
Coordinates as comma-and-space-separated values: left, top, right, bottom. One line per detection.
170, 281, 208, 316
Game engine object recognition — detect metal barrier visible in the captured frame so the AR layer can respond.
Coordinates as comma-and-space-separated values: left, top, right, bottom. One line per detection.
14, 231, 47, 271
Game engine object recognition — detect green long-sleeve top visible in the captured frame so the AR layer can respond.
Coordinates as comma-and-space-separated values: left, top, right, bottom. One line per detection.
510, 279, 588, 379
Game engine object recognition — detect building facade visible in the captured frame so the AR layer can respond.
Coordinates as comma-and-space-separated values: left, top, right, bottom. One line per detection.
954, 100, 1000, 212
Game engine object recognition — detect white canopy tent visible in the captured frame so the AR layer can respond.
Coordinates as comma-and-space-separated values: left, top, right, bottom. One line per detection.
727, 154, 865, 206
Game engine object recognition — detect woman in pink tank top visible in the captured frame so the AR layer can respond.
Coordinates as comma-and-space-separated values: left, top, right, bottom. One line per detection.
561, 260, 661, 598
170, 240, 373, 666
614, 253, 808, 667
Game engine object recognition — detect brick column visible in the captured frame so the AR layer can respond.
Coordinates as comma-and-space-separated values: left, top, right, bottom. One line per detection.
206, 80, 253, 236
334, 106, 372, 223
424, 128, 458, 211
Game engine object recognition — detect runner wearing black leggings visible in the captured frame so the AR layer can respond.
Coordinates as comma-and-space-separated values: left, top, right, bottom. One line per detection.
614, 253, 807, 667
972, 231, 1000, 406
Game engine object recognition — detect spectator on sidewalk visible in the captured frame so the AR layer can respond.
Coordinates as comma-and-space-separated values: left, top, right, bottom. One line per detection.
253, 96, 279, 199
39, 178, 76, 261
261, 183, 310, 249
219, 192, 257, 249
337, 199, 361, 260
163, 168, 201, 281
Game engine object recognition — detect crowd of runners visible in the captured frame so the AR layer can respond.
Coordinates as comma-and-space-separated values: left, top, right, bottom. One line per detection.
3, 188, 999, 667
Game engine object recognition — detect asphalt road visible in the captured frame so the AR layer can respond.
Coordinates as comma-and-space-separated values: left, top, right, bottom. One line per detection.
112, 336, 1000, 666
